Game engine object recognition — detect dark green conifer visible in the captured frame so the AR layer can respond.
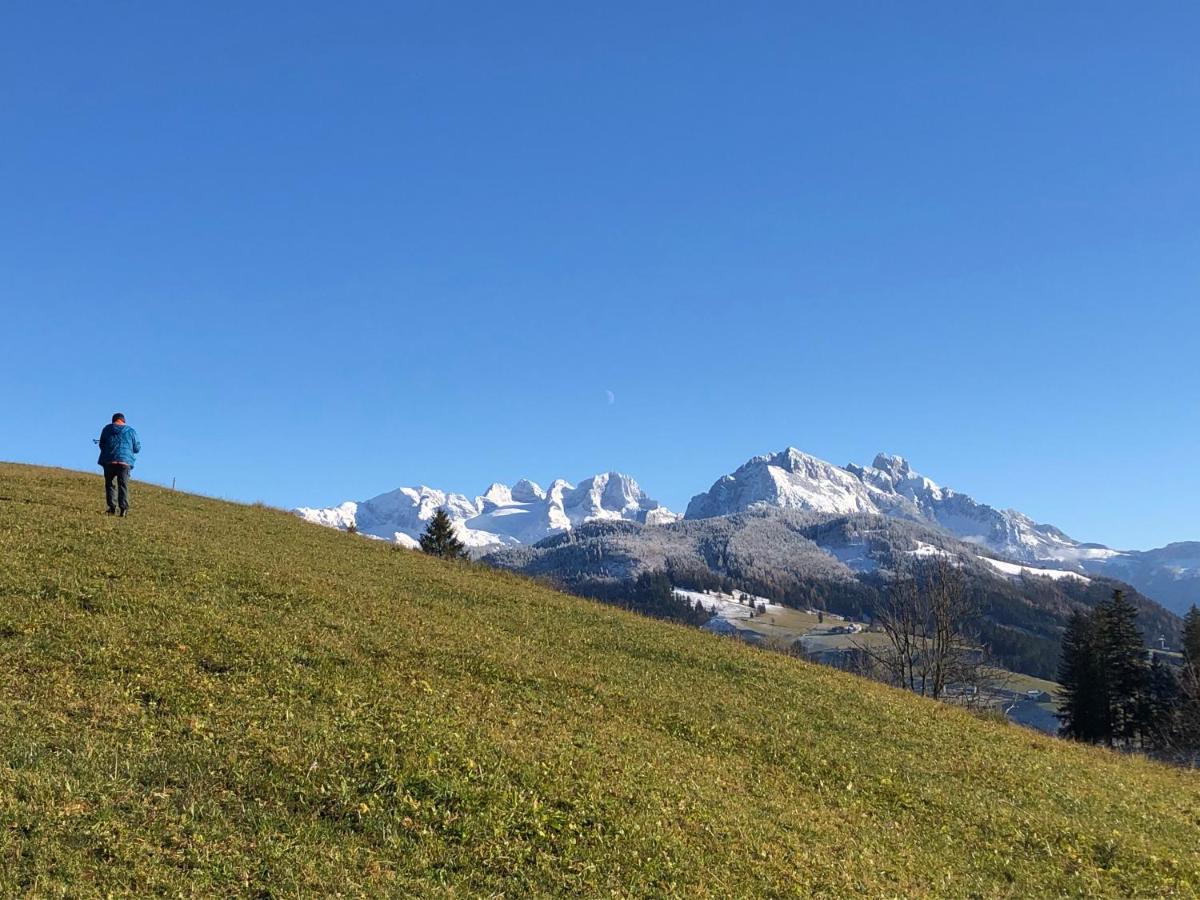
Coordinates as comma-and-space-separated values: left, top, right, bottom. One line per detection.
1057, 609, 1104, 742
419, 508, 468, 560
1142, 654, 1180, 753
1093, 590, 1149, 746
1182, 605, 1200, 668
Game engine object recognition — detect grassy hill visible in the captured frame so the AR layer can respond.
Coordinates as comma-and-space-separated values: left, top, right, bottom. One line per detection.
1, 463, 1198, 897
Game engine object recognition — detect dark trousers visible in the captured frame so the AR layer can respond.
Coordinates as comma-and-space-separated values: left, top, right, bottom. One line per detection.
103, 464, 131, 511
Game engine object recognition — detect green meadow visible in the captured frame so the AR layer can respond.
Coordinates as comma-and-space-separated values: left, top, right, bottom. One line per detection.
1, 462, 1197, 897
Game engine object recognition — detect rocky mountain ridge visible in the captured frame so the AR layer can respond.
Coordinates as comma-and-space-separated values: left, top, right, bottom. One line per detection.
295, 446, 1199, 614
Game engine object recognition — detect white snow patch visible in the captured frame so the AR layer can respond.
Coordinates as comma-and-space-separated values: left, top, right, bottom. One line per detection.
908, 541, 950, 558
673, 588, 785, 624
982, 557, 1091, 583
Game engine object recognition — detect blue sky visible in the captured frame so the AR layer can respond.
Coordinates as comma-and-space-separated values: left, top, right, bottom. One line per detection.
2, 2, 1197, 550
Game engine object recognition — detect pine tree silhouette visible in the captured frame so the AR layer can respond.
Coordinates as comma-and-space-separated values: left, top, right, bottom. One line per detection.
1094, 589, 1149, 747
419, 508, 468, 560
1057, 609, 1104, 742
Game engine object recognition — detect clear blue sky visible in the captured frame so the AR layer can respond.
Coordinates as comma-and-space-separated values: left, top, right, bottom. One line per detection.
2, 2, 1197, 550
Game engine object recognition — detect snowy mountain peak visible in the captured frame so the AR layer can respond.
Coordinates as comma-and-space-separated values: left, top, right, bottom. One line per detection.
764, 447, 827, 473
295, 470, 676, 555
479, 483, 513, 508
571, 472, 644, 512
872, 453, 912, 479
686, 448, 1200, 612
510, 479, 546, 503
295, 445, 1200, 615
685, 447, 886, 519
562, 472, 677, 526
687, 446, 1076, 564
390, 485, 478, 521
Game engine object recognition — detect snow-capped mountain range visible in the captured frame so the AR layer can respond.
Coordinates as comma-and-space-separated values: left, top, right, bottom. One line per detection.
685, 448, 1079, 561
684, 448, 1199, 614
294, 472, 678, 552
295, 446, 1199, 614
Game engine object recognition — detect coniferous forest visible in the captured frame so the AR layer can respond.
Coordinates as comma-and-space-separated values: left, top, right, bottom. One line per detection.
1058, 593, 1200, 763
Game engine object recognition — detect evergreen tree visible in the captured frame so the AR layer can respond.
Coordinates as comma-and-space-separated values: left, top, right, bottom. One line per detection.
419, 508, 468, 560
1142, 654, 1180, 754
1094, 590, 1150, 747
1182, 605, 1200, 667
1057, 609, 1104, 742
1179, 605, 1200, 763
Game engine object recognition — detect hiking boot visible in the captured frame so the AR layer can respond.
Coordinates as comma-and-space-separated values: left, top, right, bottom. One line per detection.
119, 509, 129, 517
106, 507, 116, 516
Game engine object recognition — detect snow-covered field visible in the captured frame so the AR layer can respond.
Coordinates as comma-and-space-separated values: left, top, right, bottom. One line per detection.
673, 588, 786, 622
909, 540, 950, 558
981, 557, 1090, 582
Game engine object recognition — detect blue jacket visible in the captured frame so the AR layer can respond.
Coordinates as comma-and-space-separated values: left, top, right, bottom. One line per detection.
97, 423, 141, 469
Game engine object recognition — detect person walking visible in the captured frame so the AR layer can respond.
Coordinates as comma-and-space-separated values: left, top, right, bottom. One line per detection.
97, 412, 141, 516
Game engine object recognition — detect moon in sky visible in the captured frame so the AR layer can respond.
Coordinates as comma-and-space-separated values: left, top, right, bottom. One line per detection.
605, 389, 616, 405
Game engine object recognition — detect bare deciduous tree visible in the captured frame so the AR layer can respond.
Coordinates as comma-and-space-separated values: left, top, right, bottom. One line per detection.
858, 556, 982, 701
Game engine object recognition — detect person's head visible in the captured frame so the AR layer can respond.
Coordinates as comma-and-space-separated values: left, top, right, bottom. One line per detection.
112, 413, 126, 424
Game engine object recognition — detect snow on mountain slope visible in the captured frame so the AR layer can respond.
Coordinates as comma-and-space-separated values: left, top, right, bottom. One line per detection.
672, 588, 786, 631
855, 453, 1082, 562
294, 472, 678, 553
686, 447, 1198, 614
686, 448, 1086, 561
684, 449, 908, 519
298, 446, 1197, 614
981, 557, 1091, 583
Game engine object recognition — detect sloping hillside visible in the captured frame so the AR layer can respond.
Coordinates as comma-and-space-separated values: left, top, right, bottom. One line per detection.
487, 511, 1181, 680
1, 463, 1198, 897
